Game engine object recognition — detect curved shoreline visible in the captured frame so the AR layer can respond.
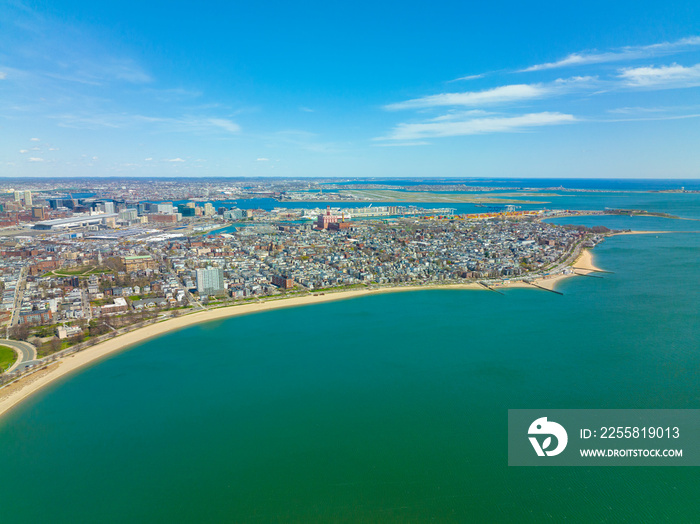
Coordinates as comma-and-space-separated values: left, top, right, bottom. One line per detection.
0, 249, 601, 420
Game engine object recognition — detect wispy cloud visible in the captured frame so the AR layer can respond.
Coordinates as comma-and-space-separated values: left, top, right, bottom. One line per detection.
166, 158, 186, 162
0, 72, 6, 80
451, 73, 485, 82
256, 157, 269, 161
207, 118, 241, 133
49, 112, 242, 135
28, 157, 44, 162
607, 106, 667, 114
378, 112, 575, 141
386, 77, 596, 111
386, 84, 548, 110
600, 113, 700, 123
618, 63, 700, 88
520, 36, 700, 72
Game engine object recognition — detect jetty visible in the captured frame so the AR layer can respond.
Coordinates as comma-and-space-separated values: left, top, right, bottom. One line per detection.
524, 281, 564, 295
478, 282, 504, 295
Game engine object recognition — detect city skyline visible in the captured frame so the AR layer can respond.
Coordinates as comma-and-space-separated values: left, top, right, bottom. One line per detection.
2, 0, 700, 179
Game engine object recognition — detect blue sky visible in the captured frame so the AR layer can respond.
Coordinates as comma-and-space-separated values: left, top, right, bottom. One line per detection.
1, 0, 700, 178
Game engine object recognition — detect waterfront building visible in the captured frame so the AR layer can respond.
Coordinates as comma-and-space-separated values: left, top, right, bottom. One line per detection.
196, 266, 224, 295
223, 208, 244, 220
271, 275, 294, 289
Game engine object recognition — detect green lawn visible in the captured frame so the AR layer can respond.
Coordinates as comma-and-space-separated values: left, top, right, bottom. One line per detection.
0, 345, 17, 372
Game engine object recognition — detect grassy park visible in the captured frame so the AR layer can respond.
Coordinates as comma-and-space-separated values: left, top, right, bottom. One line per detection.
0, 345, 17, 372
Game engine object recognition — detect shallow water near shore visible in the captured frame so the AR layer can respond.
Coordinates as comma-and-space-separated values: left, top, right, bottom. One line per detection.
1, 214, 699, 521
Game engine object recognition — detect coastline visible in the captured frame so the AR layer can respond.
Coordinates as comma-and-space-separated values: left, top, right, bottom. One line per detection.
0, 248, 602, 420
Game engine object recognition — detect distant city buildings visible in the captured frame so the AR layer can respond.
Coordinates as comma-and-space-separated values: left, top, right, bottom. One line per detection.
223, 208, 244, 220
0, 179, 606, 357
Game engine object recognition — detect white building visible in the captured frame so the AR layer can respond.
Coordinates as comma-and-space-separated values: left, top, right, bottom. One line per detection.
196, 266, 224, 295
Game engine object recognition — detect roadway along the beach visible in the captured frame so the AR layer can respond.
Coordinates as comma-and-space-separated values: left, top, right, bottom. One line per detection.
0, 340, 39, 373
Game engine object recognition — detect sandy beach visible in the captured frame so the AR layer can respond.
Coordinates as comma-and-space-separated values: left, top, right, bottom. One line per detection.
0, 249, 602, 419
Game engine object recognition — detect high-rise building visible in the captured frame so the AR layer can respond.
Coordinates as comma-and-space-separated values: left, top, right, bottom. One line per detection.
119, 208, 138, 222
178, 204, 196, 217
203, 203, 215, 216
23, 190, 32, 207
196, 266, 224, 295
14, 191, 22, 202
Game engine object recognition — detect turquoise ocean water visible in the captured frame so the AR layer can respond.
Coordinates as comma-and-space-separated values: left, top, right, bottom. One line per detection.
0, 191, 699, 522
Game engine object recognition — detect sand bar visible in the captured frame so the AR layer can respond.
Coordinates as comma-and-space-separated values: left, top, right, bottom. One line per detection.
0, 250, 601, 420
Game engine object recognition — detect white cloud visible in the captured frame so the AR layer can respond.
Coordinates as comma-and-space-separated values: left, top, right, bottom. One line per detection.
49, 147, 59, 150
207, 118, 241, 133
520, 36, 700, 72
452, 73, 485, 82
30, 137, 40, 141
0, 72, 6, 80
28, 157, 44, 162
256, 158, 269, 161
385, 84, 547, 110
19, 149, 28, 153
92, 156, 98, 160
379, 112, 575, 141
166, 158, 185, 162
618, 63, 700, 88
144, 157, 153, 161
427, 110, 493, 122
386, 77, 595, 111
601, 113, 700, 123
300, 107, 315, 112
607, 107, 666, 115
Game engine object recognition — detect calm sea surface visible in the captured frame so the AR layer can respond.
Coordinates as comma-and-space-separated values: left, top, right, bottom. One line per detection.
0, 188, 699, 522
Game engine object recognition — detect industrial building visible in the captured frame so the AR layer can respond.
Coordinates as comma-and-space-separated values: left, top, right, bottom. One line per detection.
33, 213, 118, 230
